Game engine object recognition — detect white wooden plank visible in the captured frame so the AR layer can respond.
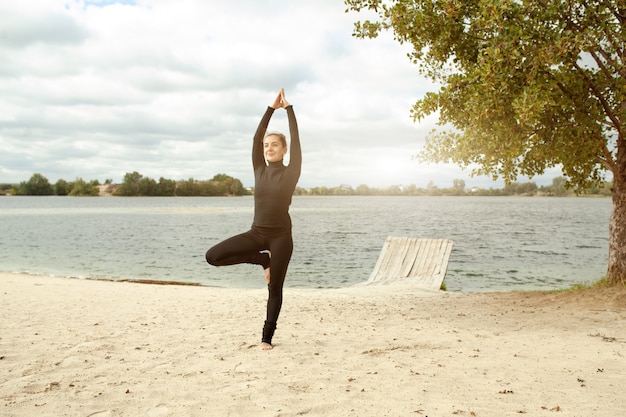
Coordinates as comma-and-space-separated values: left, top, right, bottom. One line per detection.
367, 236, 453, 290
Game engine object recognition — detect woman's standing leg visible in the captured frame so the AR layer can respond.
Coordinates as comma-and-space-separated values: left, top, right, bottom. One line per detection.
261, 230, 293, 347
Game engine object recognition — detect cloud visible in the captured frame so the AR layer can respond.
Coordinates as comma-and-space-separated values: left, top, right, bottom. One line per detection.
0, 10, 88, 50
0, 0, 560, 188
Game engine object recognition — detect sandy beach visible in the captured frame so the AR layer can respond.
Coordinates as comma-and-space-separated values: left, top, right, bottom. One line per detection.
1, 273, 625, 417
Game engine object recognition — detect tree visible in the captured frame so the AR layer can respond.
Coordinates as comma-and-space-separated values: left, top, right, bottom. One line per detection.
452, 179, 466, 195
503, 181, 538, 196
356, 184, 372, 195
174, 178, 198, 196
157, 177, 176, 196
137, 177, 158, 196
551, 176, 568, 196
346, 0, 625, 286
210, 173, 248, 196
54, 179, 71, 196
114, 171, 143, 196
69, 178, 99, 196
18, 173, 54, 195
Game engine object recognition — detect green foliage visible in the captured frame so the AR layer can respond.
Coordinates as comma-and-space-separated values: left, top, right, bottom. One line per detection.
6, 173, 611, 197
451, 179, 466, 195
157, 177, 177, 196
560, 277, 617, 292
298, 178, 611, 196
551, 176, 568, 196
17, 173, 54, 195
346, 0, 626, 286
54, 179, 71, 196
210, 173, 247, 196
346, 0, 624, 191
503, 181, 538, 196
114, 171, 144, 196
0, 184, 13, 195
6, 171, 250, 197
113, 172, 250, 197
69, 178, 99, 196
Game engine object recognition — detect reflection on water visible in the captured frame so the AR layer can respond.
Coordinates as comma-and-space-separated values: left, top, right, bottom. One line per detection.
0, 195, 611, 292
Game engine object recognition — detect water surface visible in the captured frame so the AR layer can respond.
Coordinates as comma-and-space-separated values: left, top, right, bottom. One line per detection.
0, 196, 611, 292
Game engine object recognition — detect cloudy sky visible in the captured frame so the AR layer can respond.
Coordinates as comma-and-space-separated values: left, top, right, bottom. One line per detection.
0, 0, 561, 189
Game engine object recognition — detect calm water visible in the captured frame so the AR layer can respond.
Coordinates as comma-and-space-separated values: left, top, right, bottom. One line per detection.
0, 196, 612, 292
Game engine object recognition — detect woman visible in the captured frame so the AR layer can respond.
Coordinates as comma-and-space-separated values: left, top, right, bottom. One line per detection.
205, 88, 301, 350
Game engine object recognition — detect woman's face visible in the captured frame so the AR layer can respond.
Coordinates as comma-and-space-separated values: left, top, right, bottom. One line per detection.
263, 134, 287, 163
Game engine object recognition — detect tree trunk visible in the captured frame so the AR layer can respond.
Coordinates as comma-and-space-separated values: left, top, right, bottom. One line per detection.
607, 138, 626, 286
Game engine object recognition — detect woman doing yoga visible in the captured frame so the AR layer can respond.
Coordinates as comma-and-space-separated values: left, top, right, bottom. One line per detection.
205, 88, 301, 350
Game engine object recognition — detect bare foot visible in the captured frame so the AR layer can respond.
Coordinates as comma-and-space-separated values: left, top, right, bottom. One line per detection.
260, 342, 273, 350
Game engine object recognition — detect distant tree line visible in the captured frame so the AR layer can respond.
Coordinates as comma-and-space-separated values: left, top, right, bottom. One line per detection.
1, 173, 611, 197
4, 173, 102, 196
3, 172, 249, 196
295, 177, 612, 197
113, 172, 248, 196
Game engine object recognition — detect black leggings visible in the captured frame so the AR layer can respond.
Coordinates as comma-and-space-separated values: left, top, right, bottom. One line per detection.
205, 226, 293, 345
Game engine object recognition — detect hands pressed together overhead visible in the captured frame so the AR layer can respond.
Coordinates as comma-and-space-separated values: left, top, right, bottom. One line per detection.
270, 88, 290, 109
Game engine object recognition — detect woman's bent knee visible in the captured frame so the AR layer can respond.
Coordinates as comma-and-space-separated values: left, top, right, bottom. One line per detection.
205, 249, 218, 266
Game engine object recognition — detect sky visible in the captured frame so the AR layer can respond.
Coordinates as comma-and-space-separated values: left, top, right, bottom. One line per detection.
0, 0, 563, 189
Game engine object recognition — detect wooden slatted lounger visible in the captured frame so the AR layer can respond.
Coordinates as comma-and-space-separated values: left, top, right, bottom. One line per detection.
364, 237, 453, 290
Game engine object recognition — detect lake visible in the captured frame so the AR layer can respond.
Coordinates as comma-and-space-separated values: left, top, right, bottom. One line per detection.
0, 195, 612, 292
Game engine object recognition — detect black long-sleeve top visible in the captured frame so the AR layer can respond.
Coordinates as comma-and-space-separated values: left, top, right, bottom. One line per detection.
251, 106, 302, 229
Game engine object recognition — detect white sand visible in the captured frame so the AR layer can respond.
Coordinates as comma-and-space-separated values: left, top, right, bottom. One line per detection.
1, 272, 625, 417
